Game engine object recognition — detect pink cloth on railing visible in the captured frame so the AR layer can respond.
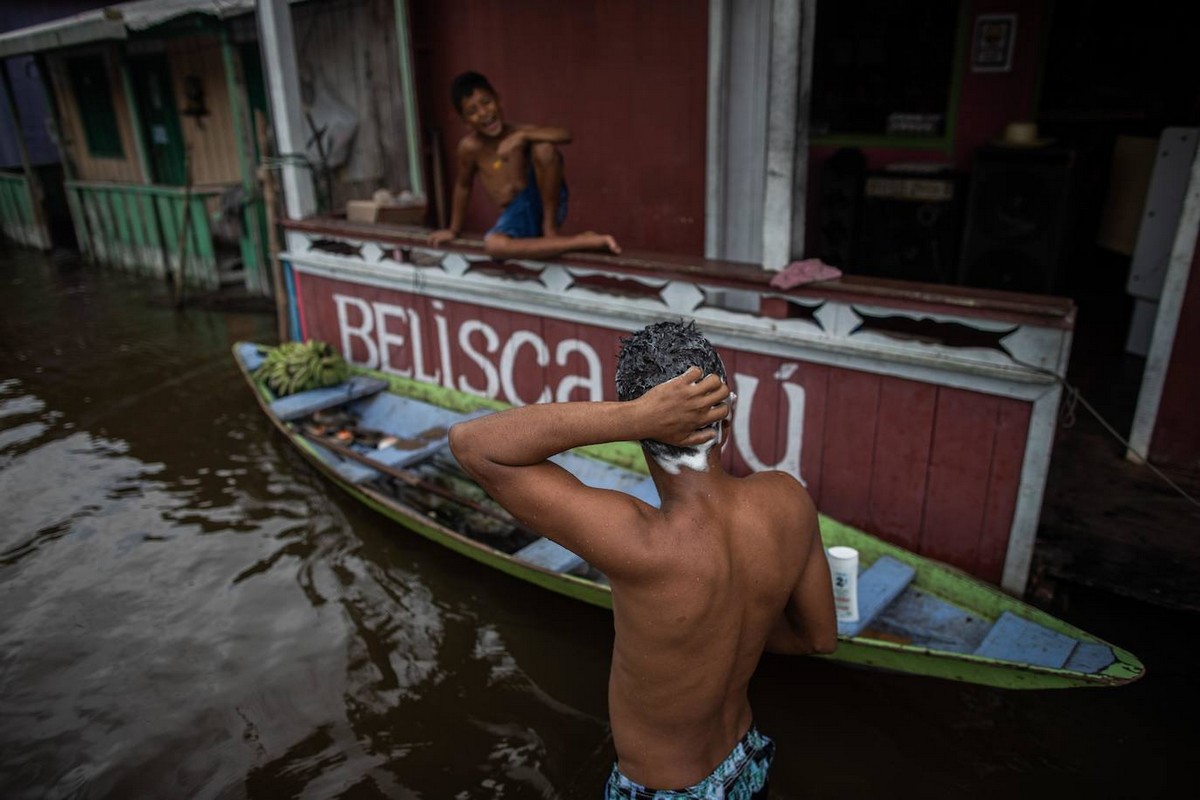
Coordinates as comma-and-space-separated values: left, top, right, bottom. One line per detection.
769, 258, 843, 290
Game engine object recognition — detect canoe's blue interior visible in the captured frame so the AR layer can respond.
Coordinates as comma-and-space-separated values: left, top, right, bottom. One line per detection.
240, 343, 1116, 676
843, 556, 1115, 671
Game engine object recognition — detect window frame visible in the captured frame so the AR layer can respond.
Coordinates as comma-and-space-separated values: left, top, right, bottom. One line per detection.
808, 0, 971, 151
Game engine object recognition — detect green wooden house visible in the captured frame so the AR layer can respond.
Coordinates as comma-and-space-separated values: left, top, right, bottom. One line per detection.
0, 0, 272, 294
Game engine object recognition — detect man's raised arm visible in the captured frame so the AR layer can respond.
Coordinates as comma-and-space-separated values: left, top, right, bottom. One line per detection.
450, 366, 726, 471
765, 513, 838, 656
447, 368, 729, 569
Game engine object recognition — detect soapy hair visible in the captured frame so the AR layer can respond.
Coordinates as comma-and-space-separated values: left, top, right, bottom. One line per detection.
616, 320, 727, 461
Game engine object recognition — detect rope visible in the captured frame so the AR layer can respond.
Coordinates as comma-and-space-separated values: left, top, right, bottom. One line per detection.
1011, 354, 1200, 509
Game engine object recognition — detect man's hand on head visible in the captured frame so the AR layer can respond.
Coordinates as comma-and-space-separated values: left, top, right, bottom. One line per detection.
633, 366, 731, 447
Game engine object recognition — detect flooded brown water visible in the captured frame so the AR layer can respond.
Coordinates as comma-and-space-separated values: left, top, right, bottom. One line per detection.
1, 246, 1195, 799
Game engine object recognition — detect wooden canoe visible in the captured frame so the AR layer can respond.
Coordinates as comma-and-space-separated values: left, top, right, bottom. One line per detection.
233, 342, 1144, 690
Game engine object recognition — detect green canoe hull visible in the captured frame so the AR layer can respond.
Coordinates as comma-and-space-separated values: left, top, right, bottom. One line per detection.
235, 344, 1144, 690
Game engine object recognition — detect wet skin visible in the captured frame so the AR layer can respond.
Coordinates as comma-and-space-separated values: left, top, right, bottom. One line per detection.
428, 88, 620, 258
449, 368, 837, 789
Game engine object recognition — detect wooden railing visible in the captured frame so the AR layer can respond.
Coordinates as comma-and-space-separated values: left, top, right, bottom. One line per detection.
65, 180, 237, 291
0, 170, 47, 249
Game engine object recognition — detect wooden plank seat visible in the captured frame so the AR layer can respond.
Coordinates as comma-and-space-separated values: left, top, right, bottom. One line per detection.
358, 407, 492, 472
513, 537, 588, 575
1064, 642, 1116, 674
859, 570, 1114, 674
871, 585, 994, 653
368, 436, 450, 470
270, 376, 389, 421
837, 555, 917, 638
236, 342, 268, 372
973, 611, 1080, 669
304, 439, 384, 484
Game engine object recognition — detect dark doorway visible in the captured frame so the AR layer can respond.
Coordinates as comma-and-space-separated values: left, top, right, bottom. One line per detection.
127, 54, 186, 186
1036, 2, 1200, 432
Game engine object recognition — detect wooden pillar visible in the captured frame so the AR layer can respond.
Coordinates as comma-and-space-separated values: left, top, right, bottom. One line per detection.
761, 0, 802, 271
758, 0, 816, 272
256, 0, 316, 220
220, 29, 269, 295
1128, 139, 1200, 463
1, 58, 50, 249
393, 0, 424, 199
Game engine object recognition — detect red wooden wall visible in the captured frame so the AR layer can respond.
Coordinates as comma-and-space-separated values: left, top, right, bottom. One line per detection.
409, 0, 708, 256
1150, 232, 1200, 470
295, 271, 1031, 583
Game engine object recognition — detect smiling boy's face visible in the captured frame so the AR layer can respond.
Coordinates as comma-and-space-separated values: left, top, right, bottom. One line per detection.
459, 88, 504, 138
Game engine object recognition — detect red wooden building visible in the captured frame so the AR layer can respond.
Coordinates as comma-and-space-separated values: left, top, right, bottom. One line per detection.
263, 0, 1200, 595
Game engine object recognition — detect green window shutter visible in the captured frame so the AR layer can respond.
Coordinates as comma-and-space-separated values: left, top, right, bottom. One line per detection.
66, 55, 125, 158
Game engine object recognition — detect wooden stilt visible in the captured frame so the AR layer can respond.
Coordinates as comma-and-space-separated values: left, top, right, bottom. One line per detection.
256, 110, 289, 344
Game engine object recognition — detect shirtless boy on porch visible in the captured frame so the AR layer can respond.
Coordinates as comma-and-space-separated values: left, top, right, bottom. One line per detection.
450, 321, 836, 797
428, 71, 621, 260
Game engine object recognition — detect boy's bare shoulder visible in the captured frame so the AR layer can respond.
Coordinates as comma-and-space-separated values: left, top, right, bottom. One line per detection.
456, 132, 486, 155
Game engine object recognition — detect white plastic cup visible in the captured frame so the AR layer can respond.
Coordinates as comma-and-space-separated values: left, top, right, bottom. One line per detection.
827, 546, 860, 623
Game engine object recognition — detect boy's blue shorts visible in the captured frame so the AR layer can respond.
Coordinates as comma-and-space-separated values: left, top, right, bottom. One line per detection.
487, 164, 568, 239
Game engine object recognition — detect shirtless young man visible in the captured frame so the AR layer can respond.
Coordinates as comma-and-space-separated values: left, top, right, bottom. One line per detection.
449, 321, 837, 797
428, 71, 621, 260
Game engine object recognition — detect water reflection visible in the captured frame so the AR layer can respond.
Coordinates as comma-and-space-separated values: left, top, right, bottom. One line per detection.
0, 250, 612, 797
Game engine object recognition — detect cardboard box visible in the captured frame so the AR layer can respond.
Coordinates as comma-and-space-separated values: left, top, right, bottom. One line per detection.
375, 204, 426, 226
346, 200, 378, 223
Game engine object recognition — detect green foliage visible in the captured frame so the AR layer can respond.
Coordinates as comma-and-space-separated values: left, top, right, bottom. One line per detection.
254, 340, 349, 396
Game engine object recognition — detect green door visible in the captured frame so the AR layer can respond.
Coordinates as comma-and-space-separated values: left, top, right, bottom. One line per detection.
128, 54, 186, 186
239, 42, 270, 159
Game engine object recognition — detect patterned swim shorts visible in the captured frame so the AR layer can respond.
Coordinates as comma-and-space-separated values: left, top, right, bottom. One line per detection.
604, 725, 775, 799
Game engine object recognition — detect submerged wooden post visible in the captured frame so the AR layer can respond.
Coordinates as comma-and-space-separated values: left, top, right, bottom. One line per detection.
173, 147, 193, 308
256, 110, 289, 343
0, 60, 49, 249
220, 29, 269, 295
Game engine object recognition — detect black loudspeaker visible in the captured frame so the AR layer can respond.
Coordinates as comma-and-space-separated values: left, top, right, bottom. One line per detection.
958, 146, 1076, 294
855, 170, 964, 284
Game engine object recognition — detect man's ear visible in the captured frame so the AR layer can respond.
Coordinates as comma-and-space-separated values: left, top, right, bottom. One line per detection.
720, 388, 735, 448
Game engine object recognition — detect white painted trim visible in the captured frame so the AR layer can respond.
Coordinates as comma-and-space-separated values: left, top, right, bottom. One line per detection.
705, 0, 729, 260
762, 0, 801, 271
286, 254, 1060, 397
1001, 384, 1062, 595
393, 0, 424, 198
1128, 136, 1200, 460
256, 0, 316, 219
791, 0, 816, 258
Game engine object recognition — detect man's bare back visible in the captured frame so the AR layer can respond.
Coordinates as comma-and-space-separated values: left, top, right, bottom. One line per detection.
606, 469, 825, 787
450, 321, 835, 795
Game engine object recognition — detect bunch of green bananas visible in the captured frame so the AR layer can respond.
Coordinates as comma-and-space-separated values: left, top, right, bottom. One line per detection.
255, 340, 350, 396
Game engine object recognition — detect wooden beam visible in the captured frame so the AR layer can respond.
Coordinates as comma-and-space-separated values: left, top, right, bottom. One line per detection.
0, 59, 49, 248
